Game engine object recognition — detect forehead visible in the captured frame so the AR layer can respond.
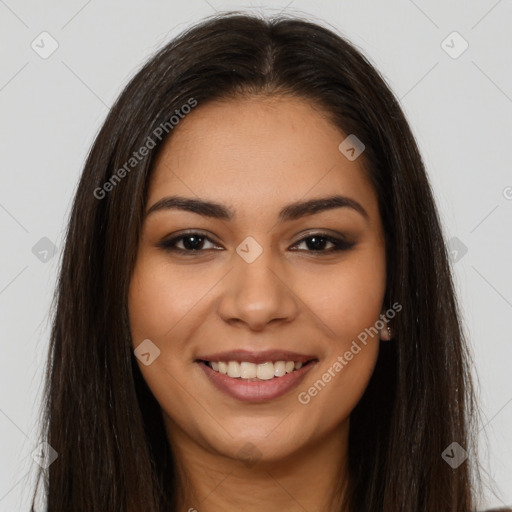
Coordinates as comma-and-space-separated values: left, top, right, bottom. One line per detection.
148, 95, 379, 225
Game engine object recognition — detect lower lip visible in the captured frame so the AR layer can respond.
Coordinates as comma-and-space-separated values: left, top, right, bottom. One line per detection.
197, 361, 317, 402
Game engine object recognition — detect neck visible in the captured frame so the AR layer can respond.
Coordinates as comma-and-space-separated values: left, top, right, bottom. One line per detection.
165, 418, 351, 512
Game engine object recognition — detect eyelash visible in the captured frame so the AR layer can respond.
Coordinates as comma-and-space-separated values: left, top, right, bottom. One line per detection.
157, 230, 355, 256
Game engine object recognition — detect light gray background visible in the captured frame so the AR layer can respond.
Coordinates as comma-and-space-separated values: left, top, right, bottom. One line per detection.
1, 0, 511, 510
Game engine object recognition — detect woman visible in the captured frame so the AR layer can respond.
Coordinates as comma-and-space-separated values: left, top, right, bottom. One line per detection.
30, 11, 508, 512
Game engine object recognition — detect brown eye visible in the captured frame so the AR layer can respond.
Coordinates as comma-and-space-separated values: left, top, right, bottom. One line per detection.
157, 231, 222, 254
291, 233, 355, 253
158, 231, 355, 256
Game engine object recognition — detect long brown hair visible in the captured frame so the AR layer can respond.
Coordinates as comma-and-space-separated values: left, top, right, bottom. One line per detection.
31, 11, 482, 511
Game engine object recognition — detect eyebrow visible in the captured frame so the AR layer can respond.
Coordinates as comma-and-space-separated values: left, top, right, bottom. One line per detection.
145, 194, 369, 222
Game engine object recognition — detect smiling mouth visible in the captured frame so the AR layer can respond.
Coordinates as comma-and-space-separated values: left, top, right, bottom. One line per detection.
197, 359, 318, 381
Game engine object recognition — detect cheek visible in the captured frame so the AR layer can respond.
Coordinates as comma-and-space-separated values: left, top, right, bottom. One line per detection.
295, 248, 385, 415
128, 257, 209, 420
128, 256, 207, 343
305, 248, 386, 342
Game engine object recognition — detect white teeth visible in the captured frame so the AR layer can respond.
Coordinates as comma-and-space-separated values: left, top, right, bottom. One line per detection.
257, 362, 275, 380
273, 361, 286, 377
227, 361, 241, 378
240, 362, 257, 379
206, 359, 309, 380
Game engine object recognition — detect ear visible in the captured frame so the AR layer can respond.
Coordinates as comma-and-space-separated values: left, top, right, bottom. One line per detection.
379, 310, 392, 341
380, 324, 392, 341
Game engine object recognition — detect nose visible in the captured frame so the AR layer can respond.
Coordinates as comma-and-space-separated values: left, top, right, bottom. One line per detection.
216, 243, 299, 331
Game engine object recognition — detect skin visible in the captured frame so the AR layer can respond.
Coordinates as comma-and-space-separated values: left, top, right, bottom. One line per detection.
128, 95, 388, 511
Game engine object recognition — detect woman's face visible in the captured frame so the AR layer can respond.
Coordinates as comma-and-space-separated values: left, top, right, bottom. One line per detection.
128, 95, 387, 466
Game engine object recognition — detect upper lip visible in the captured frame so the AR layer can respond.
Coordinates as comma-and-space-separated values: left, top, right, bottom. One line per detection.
196, 349, 317, 365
